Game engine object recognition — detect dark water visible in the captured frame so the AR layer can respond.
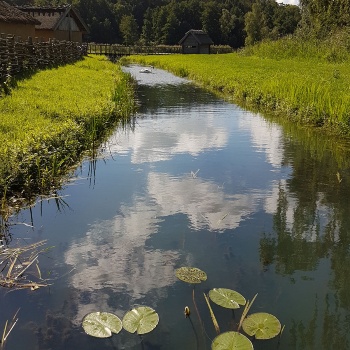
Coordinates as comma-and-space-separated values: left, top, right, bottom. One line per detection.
1, 64, 350, 350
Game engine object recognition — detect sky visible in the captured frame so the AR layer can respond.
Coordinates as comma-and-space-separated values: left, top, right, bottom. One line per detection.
280, 0, 299, 5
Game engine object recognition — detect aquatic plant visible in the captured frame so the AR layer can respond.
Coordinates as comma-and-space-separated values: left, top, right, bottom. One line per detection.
82, 307, 159, 341
241, 312, 281, 340
211, 331, 253, 350
82, 312, 122, 338
0, 309, 19, 350
175, 266, 282, 349
209, 288, 246, 309
175, 266, 207, 284
0, 240, 51, 291
122, 306, 159, 335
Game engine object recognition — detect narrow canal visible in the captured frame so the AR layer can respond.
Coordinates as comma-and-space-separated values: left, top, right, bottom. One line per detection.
1, 65, 350, 349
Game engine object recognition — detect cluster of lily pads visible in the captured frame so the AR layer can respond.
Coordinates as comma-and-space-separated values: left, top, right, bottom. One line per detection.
175, 266, 283, 350
82, 266, 282, 349
82, 306, 159, 338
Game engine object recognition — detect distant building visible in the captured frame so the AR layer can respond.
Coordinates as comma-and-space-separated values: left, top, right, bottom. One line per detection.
17, 4, 89, 43
179, 29, 214, 54
0, 1, 40, 38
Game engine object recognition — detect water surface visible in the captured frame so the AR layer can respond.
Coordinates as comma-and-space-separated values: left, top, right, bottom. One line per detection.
1, 64, 350, 350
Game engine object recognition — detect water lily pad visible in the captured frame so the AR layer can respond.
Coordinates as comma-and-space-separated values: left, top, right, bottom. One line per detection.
82, 312, 122, 338
242, 312, 281, 339
175, 267, 207, 284
209, 288, 246, 309
212, 331, 253, 350
122, 306, 159, 335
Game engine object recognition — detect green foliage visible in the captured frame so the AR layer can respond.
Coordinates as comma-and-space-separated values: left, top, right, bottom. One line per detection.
120, 15, 139, 45
244, 0, 301, 45
9, 0, 300, 47
241, 30, 350, 63
300, 0, 350, 37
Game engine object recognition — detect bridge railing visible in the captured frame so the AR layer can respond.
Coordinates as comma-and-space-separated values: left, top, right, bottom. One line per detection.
87, 44, 182, 56
87, 43, 233, 56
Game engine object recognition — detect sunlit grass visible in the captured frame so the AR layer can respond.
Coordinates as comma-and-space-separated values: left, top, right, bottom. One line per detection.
0, 55, 135, 203
123, 49, 350, 136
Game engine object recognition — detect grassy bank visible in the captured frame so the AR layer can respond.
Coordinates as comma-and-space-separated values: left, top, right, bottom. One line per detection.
0, 55, 135, 209
122, 45, 350, 137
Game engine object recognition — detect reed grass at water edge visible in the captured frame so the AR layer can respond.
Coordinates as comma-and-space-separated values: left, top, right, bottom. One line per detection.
0, 55, 135, 213
122, 38, 350, 138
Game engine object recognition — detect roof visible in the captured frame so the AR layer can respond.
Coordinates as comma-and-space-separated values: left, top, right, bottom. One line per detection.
0, 1, 40, 25
179, 29, 214, 45
17, 4, 88, 32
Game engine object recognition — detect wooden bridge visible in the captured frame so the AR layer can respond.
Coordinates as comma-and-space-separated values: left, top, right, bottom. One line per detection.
87, 43, 233, 57
87, 43, 182, 57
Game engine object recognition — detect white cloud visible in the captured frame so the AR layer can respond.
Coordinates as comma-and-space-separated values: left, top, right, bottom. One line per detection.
279, 0, 299, 5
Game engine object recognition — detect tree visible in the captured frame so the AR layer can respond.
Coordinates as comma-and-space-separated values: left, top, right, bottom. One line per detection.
274, 4, 301, 37
300, 0, 350, 36
245, 0, 300, 45
140, 8, 154, 45
220, 8, 236, 43
119, 15, 139, 45
244, 1, 266, 45
201, 1, 221, 44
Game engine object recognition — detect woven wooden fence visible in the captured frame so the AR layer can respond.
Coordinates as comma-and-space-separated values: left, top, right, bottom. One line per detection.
0, 34, 87, 84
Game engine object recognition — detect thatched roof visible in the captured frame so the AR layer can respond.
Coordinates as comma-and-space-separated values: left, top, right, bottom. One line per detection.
179, 29, 214, 45
17, 4, 88, 32
0, 1, 40, 25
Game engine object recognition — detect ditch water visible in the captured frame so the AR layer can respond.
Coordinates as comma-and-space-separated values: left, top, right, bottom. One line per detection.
1, 64, 350, 350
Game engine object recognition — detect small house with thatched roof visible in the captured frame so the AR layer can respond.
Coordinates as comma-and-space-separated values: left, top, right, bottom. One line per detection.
179, 29, 214, 54
17, 4, 88, 43
0, 1, 40, 38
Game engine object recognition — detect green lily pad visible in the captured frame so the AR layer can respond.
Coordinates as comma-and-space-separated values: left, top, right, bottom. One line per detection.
175, 267, 207, 284
242, 312, 281, 339
209, 288, 246, 309
82, 312, 122, 338
212, 331, 253, 350
122, 306, 159, 335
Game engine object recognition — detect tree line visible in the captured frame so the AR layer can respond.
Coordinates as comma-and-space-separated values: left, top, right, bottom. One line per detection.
9, 0, 348, 47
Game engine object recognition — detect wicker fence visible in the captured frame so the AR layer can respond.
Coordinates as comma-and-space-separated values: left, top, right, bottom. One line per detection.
0, 34, 87, 84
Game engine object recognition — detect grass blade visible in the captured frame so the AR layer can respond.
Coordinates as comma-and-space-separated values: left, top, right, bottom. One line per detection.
237, 293, 258, 332
203, 293, 220, 334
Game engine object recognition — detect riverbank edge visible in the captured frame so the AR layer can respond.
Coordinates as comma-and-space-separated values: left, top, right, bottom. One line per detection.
121, 54, 350, 139
0, 55, 135, 213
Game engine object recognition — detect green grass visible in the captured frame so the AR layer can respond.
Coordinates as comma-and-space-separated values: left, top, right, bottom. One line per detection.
122, 45, 350, 137
240, 31, 350, 63
0, 55, 135, 207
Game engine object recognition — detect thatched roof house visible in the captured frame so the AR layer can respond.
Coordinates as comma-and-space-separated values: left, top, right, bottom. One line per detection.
17, 4, 88, 43
179, 29, 214, 54
0, 1, 40, 38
